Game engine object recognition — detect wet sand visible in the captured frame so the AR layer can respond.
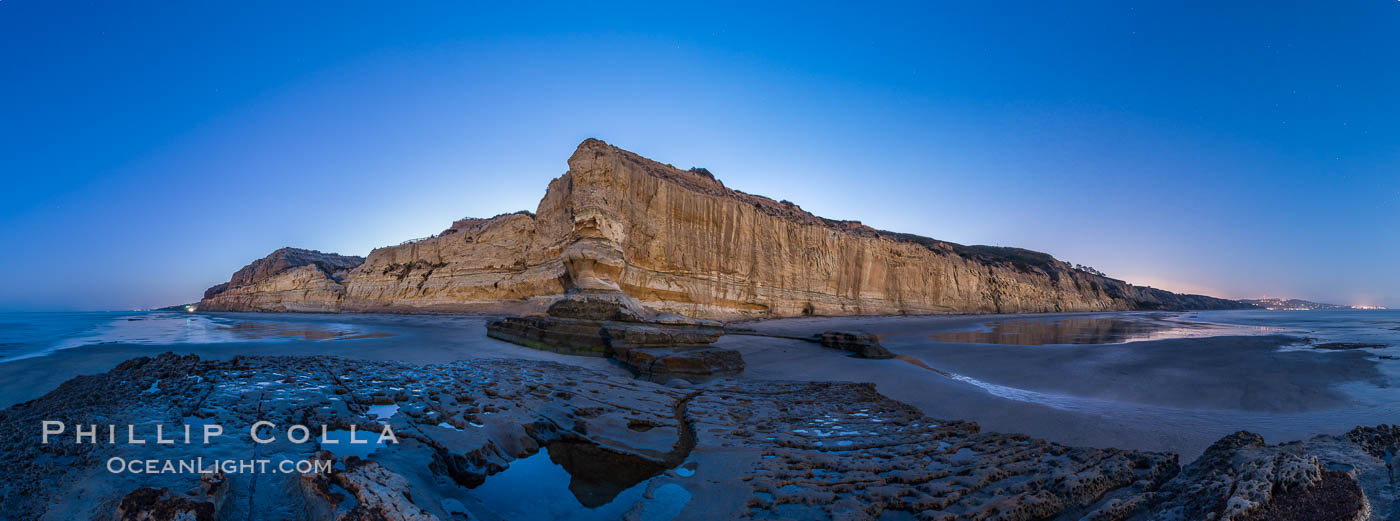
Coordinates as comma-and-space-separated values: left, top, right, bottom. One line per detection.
1, 310, 1394, 462
726, 312, 1396, 459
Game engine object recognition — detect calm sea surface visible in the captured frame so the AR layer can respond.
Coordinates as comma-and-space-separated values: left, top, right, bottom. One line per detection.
0, 311, 396, 363
2, 309, 1396, 363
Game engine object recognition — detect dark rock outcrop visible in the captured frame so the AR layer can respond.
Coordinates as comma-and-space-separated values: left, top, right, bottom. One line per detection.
818, 331, 894, 359
116, 471, 226, 521
1242, 470, 1368, 521
116, 488, 216, 521
486, 291, 740, 378
486, 316, 614, 356
1315, 342, 1388, 350
300, 452, 438, 521
608, 345, 744, 378
1143, 430, 1381, 521
544, 291, 652, 322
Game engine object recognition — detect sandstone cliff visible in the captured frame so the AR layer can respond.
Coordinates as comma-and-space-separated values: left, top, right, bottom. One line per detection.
199, 248, 363, 312
200, 139, 1250, 319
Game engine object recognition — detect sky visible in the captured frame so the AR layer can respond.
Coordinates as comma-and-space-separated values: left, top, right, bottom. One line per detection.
1, 1, 1396, 311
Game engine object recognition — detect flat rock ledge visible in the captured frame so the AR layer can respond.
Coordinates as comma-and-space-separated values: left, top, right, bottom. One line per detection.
725, 327, 896, 359
487, 291, 742, 378
817, 331, 895, 359
1314, 342, 1389, 351
1, 353, 1395, 520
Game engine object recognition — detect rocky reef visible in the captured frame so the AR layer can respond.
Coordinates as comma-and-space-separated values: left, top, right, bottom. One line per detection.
1, 353, 1392, 520
199, 139, 1251, 320
816, 331, 894, 359
486, 292, 743, 379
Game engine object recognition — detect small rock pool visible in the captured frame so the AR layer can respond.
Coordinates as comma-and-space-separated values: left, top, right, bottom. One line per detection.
463, 442, 691, 521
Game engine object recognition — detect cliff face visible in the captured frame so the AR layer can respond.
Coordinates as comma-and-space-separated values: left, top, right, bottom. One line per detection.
199, 248, 363, 312
200, 139, 1249, 319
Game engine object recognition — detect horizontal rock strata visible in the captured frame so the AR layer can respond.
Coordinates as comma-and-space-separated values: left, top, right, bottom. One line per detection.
0, 354, 1391, 520
200, 248, 363, 313
485, 292, 742, 378
200, 139, 1252, 320
818, 330, 895, 359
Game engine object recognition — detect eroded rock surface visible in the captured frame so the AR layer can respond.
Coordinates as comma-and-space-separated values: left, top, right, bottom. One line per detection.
301, 452, 439, 521
115, 474, 225, 521
1315, 342, 1388, 351
486, 292, 741, 378
818, 331, 894, 359
199, 140, 1251, 319
2, 354, 1392, 521
1148, 431, 1377, 521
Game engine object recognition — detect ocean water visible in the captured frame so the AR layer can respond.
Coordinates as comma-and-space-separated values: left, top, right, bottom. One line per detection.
0, 310, 396, 363
939, 309, 1400, 351
2, 308, 1395, 364
1191, 308, 1400, 348
923, 309, 1400, 457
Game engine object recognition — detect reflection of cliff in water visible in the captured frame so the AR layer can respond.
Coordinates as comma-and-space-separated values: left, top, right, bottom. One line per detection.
219, 320, 396, 341
464, 442, 676, 520
546, 441, 669, 507
932, 317, 1217, 345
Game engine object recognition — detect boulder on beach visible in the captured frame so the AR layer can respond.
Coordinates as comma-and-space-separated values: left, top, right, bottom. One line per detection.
486, 290, 742, 378
1314, 342, 1388, 350
818, 331, 895, 359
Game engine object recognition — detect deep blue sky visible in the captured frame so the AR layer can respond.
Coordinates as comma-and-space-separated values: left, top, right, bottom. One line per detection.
2, 1, 1396, 311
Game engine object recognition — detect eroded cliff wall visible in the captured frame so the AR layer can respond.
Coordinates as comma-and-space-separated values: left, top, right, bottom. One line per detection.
563, 140, 1245, 318
199, 248, 362, 312
199, 139, 1249, 319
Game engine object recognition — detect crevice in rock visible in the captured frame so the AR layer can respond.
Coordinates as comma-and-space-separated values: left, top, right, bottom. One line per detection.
425, 389, 700, 510
246, 390, 266, 521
